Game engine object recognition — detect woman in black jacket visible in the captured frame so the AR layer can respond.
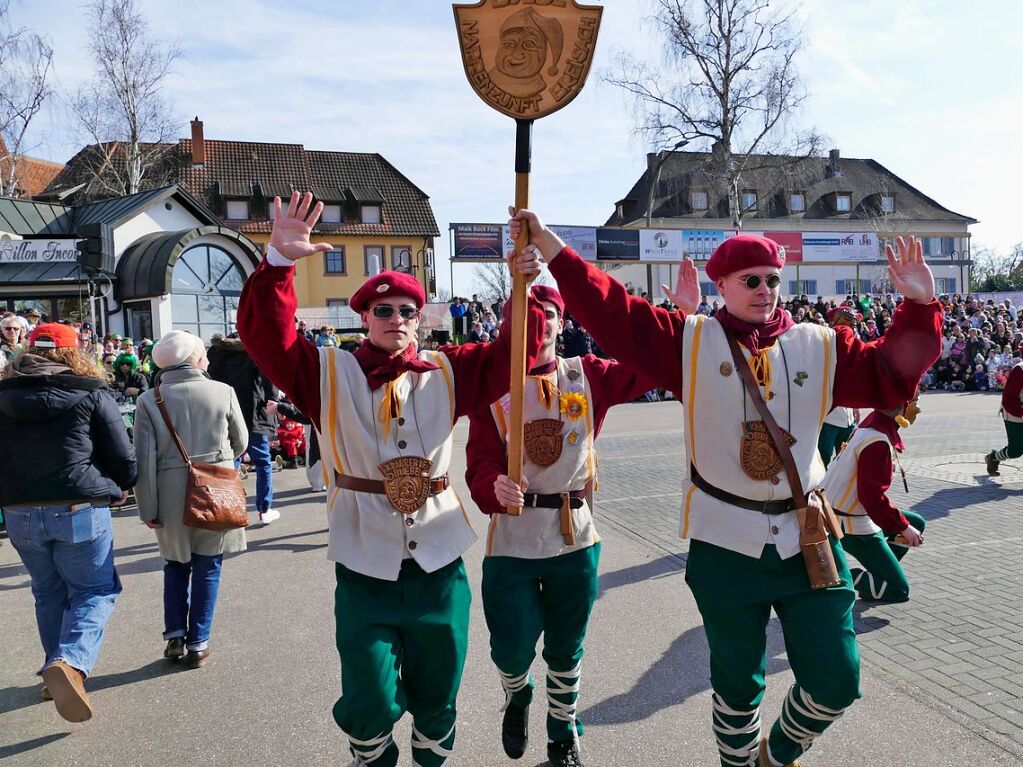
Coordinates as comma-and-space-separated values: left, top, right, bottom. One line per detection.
0, 323, 136, 724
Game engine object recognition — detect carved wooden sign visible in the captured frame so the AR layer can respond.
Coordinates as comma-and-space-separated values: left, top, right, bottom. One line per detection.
454, 0, 603, 120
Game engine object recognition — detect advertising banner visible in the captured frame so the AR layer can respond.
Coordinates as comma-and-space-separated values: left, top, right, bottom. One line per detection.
451, 223, 503, 260
0, 238, 81, 263
764, 231, 803, 263
682, 230, 730, 260
499, 225, 598, 262
801, 232, 879, 262
595, 228, 640, 261
639, 229, 684, 262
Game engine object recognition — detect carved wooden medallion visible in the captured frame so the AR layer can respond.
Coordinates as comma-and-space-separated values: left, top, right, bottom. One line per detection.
379, 456, 434, 515
524, 418, 564, 466
739, 421, 797, 481
453, 0, 604, 120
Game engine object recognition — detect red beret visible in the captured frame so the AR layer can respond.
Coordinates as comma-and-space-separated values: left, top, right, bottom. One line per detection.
531, 285, 564, 315
29, 322, 79, 349
827, 306, 862, 325
705, 234, 785, 282
350, 271, 425, 314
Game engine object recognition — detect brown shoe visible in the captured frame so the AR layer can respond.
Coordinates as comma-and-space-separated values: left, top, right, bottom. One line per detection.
186, 648, 211, 669
758, 737, 800, 767
41, 684, 52, 701
41, 660, 93, 722
986, 452, 1001, 476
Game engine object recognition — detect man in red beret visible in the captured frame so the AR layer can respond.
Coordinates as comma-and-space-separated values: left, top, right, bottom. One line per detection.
818, 308, 863, 467
507, 208, 942, 767
237, 192, 545, 767
465, 284, 655, 767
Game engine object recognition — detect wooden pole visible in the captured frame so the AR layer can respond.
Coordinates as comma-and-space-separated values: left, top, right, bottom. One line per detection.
506, 119, 533, 515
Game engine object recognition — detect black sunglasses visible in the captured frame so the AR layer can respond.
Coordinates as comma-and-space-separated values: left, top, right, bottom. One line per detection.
734, 273, 782, 290
372, 305, 419, 320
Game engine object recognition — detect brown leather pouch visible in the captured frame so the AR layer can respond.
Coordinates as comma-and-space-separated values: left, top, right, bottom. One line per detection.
796, 492, 842, 589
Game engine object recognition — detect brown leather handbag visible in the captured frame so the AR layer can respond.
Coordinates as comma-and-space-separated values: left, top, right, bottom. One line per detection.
153, 386, 248, 531
724, 332, 843, 589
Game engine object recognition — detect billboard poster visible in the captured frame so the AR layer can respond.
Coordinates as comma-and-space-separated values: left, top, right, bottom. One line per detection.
682, 230, 730, 260
639, 229, 684, 262
801, 232, 879, 262
451, 223, 503, 260
499, 225, 598, 262
764, 231, 803, 263
595, 228, 640, 261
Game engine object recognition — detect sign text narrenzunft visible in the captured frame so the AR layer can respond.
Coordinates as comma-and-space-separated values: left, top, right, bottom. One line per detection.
454, 0, 603, 120
0, 239, 81, 264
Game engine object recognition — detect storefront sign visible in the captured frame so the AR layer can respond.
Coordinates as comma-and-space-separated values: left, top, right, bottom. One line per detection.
801, 232, 879, 262
0, 238, 82, 263
451, 223, 504, 260
639, 229, 684, 262
595, 228, 639, 260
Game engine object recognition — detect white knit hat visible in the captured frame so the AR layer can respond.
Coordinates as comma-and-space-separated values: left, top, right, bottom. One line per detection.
152, 330, 204, 368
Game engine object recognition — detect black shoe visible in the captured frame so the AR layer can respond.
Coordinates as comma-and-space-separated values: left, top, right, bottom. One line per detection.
186, 648, 211, 669
547, 738, 584, 767
502, 700, 529, 759
986, 452, 1001, 476
164, 637, 186, 660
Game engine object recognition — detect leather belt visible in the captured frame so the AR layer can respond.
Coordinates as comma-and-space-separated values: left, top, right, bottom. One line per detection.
523, 490, 586, 510
690, 464, 795, 516
334, 472, 450, 496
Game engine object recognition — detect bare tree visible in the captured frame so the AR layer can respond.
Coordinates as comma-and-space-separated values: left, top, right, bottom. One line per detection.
472, 261, 552, 304
604, 0, 824, 228
0, 1, 54, 197
69, 0, 181, 199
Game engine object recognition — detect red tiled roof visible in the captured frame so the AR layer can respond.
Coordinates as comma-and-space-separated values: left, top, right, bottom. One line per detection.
0, 136, 65, 198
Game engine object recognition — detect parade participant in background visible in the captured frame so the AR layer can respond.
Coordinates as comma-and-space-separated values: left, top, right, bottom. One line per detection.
0, 323, 136, 722
508, 208, 942, 767
466, 285, 657, 767
818, 307, 862, 467
820, 392, 925, 602
985, 358, 1023, 475
237, 191, 544, 767
111, 352, 149, 399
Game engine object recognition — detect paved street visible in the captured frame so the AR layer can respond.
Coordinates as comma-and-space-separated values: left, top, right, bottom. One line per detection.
3, 390, 1023, 765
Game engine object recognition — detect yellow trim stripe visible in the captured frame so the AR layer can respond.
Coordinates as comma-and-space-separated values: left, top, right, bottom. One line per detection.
486, 514, 498, 556
819, 326, 832, 426
326, 349, 345, 476
682, 484, 697, 538
494, 401, 509, 438
432, 352, 456, 425
686, 316, 705, 466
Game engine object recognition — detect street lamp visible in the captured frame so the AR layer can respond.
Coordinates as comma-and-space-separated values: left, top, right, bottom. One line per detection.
394, 242, 436, 298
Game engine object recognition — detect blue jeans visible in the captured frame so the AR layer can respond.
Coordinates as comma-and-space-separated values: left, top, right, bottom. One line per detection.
236, 433, 273, 512
163, 554, 224, 652
5, 504, 121, 676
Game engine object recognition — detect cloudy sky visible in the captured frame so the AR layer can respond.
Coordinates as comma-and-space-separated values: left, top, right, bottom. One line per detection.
7, 0, 1021, 293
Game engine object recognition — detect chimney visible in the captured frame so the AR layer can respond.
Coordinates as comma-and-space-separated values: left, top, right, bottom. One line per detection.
190, 117, 205, 167
826, 147, 841, 178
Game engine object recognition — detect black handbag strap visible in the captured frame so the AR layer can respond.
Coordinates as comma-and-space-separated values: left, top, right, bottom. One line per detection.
153, 385, 192, 466
723, 330, 808, 508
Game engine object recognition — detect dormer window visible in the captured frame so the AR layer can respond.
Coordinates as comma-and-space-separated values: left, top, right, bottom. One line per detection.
835, 193, 852, 213
741, 191, 758, 212
880, 195, 895, 214
361, 204, 382, 225
226, 200, 249, 220
690, 190, 708, 211
790, 193, 806, 213
321, 204, 342, 224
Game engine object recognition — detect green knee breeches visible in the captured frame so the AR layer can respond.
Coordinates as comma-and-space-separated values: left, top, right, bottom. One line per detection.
332, 557, 471, 767
842, 510, 926, 602
686, 539, 861, 767
482, 542, 601, 744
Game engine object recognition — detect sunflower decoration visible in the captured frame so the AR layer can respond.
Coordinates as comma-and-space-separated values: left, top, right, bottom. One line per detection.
559, 391, 588, 421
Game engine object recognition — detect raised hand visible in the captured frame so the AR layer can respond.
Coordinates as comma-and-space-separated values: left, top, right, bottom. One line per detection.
661, 257, 701, 314
886, 236, 934, 304
270, 191, 334, 262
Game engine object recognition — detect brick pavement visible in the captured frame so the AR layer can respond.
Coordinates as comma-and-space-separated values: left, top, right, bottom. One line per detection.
587, 391, 1023, 752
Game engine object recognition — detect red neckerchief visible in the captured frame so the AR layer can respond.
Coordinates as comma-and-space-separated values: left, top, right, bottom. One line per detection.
858, 411, 905, 452
529, 360, 557, 376
353, 341, 440, 391
715, 306, 795, 352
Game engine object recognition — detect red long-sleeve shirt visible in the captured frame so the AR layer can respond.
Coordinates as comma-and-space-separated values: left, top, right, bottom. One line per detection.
547, 247, 943, 408
236, 259, 544, 431
855, 411, 910, 533
1002, 365, 1023, 418
466, 356, 656, 515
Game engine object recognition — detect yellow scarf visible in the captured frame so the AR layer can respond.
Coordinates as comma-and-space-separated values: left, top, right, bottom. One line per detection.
377, 374, 406, 441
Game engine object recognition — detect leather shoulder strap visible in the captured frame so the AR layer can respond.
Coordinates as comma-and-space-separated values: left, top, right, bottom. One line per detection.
723, 330, 807, 507
153, 385, 192, 465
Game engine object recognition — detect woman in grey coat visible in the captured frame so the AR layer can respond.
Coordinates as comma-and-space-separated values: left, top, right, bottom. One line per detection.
133, 331, 248, 669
